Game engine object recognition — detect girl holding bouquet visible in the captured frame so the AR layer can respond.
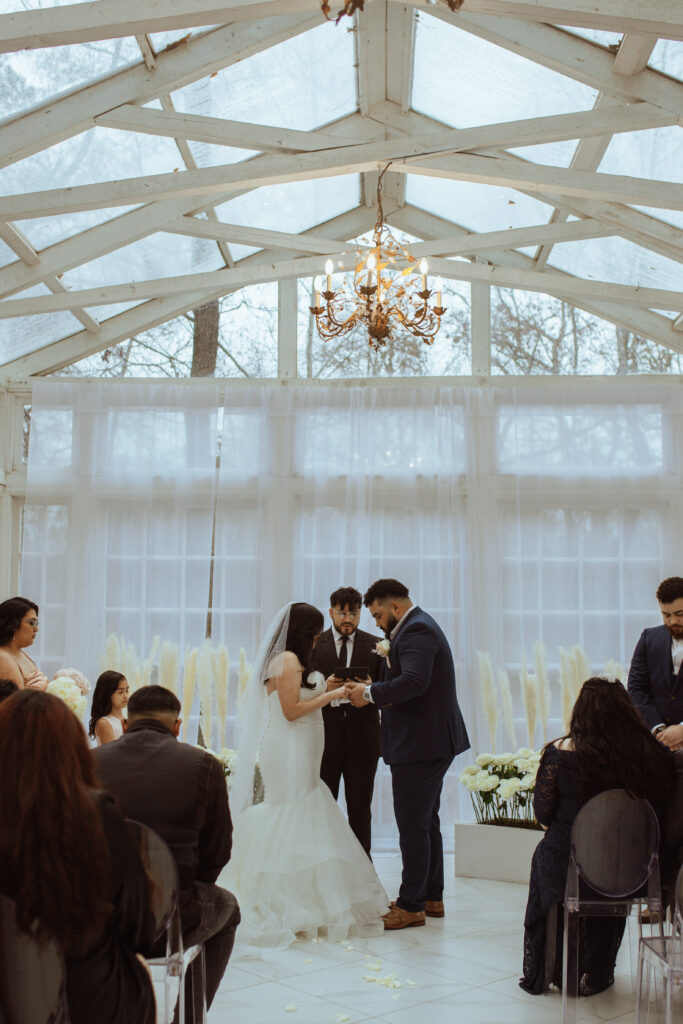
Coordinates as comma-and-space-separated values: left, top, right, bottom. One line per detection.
89, 671, 129, 745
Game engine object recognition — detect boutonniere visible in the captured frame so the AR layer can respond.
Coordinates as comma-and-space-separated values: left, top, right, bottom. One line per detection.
373, 639, 391, 668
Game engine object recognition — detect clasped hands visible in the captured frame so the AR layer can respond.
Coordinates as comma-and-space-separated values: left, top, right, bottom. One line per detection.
655, 723, 683, 751
325, 674, 371, 707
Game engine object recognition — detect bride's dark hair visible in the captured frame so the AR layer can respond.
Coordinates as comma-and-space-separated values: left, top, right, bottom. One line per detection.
286, 602, 324, 689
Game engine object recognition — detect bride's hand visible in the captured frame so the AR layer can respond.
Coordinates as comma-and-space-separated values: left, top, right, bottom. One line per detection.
326, 685, 347, 704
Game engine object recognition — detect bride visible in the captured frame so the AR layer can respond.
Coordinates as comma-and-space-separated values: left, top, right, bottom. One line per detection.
225, 602, 388, 951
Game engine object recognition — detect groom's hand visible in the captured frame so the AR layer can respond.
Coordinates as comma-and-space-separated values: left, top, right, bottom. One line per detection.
345, 682, 368, 707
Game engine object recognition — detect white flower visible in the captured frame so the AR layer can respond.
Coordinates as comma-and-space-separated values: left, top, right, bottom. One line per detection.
477, 774, 500, 792
54, 667, 90, 696
46, 678, 87, 719
491, 752, 515, 767
462, 764, 479, 776
475, 753, 494, 768
374, 639, 390, 657
519, 772, 537, 790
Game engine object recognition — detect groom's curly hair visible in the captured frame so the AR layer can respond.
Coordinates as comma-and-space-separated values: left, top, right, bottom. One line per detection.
363, 579, 409, 606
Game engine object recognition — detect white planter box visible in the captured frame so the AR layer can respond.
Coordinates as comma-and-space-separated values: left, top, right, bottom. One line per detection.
454, 822, 543, 884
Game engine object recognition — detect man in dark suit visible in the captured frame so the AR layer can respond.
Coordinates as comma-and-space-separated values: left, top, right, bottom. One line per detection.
346, 579, 470, 930
628, 576, 683, 751
316, 586, 382, 857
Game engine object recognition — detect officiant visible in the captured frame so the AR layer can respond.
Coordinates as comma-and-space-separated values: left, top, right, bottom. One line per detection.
316, 586, 383, 857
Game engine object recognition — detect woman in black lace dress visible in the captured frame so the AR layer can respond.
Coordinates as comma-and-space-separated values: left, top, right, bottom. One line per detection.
520, 677, 675, 996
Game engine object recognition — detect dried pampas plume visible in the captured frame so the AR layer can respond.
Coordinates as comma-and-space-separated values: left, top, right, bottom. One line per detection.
124, 641, 142, 692
181, 646, 198, 741
101, 633, 122, 674
158, 641, 179, 695
477, 651, 498, 752
520, 655, 537, 748
572, 645, 591, 701
498, 669, 517, 749
197, 641, 214, 750
237, 649, 251, 715
559, 647, 574, 732
603, 659, 626, 684
213, 645, 230, 750
534, 641, 550, 744
142, 635, 161, 689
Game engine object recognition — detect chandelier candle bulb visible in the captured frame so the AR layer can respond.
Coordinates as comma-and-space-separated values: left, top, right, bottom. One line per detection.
313, 276, 322, 307
435, 277, 443, 306
325, 259, 333, 293
420, 258, 428, 292
366, 252, 376, 287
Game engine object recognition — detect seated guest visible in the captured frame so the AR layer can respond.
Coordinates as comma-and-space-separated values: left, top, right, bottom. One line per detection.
0, 690, 155, 1024
520, 677, 675, 997
628, 575, 683, 750
662, 751, 683, 907
89, 670, 129, 745
94, 685, 239, 1022
0, 597, 49, 690
0, 678, 18, 703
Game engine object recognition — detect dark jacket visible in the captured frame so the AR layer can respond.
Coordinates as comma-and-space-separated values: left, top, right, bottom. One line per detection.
663, 751, 683, 905
628, 625, 683, 730
93, 719, 232, 933
315, 627, 382, 759
369, 607, 470, 765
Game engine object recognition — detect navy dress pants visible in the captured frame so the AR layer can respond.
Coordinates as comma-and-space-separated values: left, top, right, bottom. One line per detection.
391, 757, 454, 913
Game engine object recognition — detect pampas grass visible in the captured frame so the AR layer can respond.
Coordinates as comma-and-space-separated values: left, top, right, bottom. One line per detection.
213, 644, 230, 750
158, 641, 180, 695
534, 641, 550, 744
142, 635, 161, 688
603, 659, 626, 683
237, 648, 251, 714
572, 645, 591, 698
520, 655, 538, 748
498, 669, 517, 749
123, 641, 142, 692
181, 646, 198, 740
477, 651, 499, 752
559, 646, 574, 732
101, 634, 122, 674
197, 641, 214, 750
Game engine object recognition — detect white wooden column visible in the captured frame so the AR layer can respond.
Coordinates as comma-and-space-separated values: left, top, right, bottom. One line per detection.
471, 281, 491, 377
0, 388, 18, 596
277, 279, 298, 379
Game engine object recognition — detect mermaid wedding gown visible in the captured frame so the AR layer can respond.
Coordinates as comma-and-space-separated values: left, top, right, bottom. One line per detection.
225, 672, 388, 951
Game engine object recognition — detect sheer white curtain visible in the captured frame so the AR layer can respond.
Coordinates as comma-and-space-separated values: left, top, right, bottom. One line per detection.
21, 379, 683, 841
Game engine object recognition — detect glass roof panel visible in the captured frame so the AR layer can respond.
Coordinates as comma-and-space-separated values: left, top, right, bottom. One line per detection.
649, 40, 683, 81
0, 238, 16, 269
15, 206, 141, 251
508, 141, 578, 167
1, 309, 84, 364
0, 127, 182, 197
171, 21, 356, 132
185, 140, 258, 169
406, 175, 554, 234
0, 38, 140, 121
412, 12, 598, 129
59, 232, 225, 290
547, 236, 683, 292
598, 126, 683, 184
215, 175, 361, 235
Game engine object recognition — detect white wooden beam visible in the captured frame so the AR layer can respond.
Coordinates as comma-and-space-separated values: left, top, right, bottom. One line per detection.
277, 279, 298, 378
162, 216, 349, 253
0, 0, 325, 52
95, 105, 370, 152
0, 15, 320, 171
386, 5, 416, 114
412, 219, 614, 257
613, 33, 658, 76
470, 281, 491, 375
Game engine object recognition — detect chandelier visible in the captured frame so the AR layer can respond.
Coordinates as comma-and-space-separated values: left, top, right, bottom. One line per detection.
309, 164, 446, 349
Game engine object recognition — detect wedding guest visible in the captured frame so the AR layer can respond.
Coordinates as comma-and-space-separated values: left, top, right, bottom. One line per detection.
520, 677, 675, 996
0, 690, 155, 1024
89, 670, 129, 745
316, 586, 383, 856
94, 685, 239, 1023
0, 596, 49, 690
662, 750, 683, 907
628, 575, 683, 750
347, 580, 470, 928
0, 678, 18, 703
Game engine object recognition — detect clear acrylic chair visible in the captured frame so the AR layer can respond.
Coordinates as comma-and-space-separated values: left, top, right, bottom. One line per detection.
635, 863, 683, 1024
0, 893, 69, 1024
563, 789, 662, 1024
125, 820, 206, 1024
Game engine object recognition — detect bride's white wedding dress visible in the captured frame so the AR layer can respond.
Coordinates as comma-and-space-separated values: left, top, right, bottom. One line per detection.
225, 672, 388, 951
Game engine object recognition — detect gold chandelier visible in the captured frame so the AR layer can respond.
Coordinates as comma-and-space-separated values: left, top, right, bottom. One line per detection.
309, 164, 446, 349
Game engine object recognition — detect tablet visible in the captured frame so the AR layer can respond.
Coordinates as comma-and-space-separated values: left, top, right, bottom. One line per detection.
332, 666, 369, 680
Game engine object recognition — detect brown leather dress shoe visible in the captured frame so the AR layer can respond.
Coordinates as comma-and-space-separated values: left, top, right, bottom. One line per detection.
425, 900, 445, 918
383, 906, 426, 930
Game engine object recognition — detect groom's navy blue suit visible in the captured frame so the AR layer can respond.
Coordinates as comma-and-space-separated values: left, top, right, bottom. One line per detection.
369, 606, 470, 912
628, 624, 683, 730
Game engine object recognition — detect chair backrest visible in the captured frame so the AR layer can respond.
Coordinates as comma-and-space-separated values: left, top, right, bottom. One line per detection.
125, 819, 178, 940
0, 894, 67, 1024
570, 789, 660, 898
675, 862, 683, 934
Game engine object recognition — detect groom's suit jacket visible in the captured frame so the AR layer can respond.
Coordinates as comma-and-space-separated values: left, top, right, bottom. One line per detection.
369, 607, 470, 765
628, 624, 683, 730
316, 627, 382, 758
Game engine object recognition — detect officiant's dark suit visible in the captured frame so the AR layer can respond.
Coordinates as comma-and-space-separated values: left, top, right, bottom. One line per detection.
368, 602, 470, 914
316, 625, 382, 856
628, 625, 683, 730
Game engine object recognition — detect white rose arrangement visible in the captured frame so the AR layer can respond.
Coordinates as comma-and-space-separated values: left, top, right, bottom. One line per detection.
373, 639, 391, 668
46, 674, 88, 719
459, 747, 542, 830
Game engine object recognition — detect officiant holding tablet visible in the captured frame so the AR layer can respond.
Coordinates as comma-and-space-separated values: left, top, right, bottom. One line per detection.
316, 586, 383, 857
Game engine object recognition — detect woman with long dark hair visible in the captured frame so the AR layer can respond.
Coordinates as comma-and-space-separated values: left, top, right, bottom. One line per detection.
0, 690, 155, 1024
520, 677, 675, 996
226, 602, 387, 951
0, 596, 49, 690
89, 670, 129, 744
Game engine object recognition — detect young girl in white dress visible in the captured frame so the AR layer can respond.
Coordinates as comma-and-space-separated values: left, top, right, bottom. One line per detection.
88, 671, 129, 746
226, 602, 388, 952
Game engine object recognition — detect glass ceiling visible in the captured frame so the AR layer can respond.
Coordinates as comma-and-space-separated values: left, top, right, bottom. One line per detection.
1, 4, 682, 372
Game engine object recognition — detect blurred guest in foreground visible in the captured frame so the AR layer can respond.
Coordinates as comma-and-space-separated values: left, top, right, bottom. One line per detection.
520, 677, 675, 997
0, 678, 18, 703
0, 690, 155, 1024
0, 597, 49, 690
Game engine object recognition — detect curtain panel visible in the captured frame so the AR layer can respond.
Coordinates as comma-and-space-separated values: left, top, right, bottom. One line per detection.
21, 380, 683, 843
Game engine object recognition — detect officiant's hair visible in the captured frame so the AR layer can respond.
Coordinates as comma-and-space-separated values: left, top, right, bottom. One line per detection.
286, 602, 324, 689
656, 576, 683, 603
127, 684, 181, 720
330, 587, 362, 610
363, 579, 410, 606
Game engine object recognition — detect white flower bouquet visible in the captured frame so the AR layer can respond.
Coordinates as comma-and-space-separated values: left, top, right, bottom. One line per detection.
459, 747, 543, 830
200, 746, 238, 786
46, 676, 87, 719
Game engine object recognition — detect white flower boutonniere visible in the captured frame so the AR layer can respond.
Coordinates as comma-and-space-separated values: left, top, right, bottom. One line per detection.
373, 639, 391, 668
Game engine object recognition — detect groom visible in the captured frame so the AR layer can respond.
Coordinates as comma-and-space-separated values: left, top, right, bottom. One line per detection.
346, 579, 470, 929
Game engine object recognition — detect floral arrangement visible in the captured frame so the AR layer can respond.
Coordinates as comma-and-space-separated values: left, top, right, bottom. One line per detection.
46, 675, 87, 719
201, 746, 238, 786
53, 667, 90, 696
460, 748, 542, 830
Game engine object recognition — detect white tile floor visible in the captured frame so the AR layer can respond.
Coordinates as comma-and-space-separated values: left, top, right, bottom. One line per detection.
207, 855, 681, 1024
